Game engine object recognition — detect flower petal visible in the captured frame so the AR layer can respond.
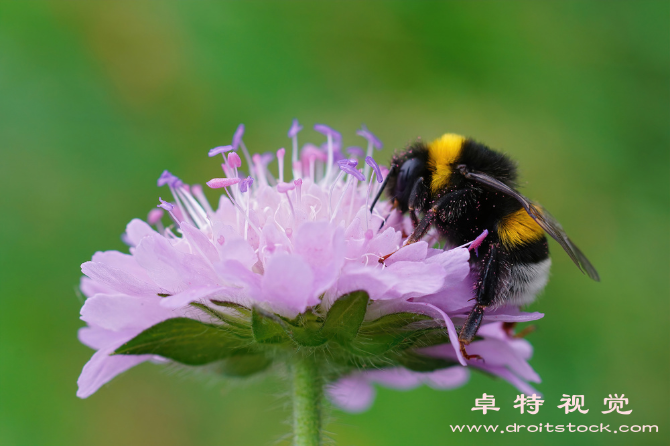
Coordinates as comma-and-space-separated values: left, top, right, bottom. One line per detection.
327, 375, 376, 413
260, 253, 315, 315
81, 261, 160, 297
77, 345, 152, 398
81, 294, 176, 332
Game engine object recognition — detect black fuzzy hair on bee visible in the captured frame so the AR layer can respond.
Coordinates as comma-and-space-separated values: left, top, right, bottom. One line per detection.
375, 132, 598, 361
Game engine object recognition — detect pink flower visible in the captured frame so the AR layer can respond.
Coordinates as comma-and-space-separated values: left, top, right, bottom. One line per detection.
77, 122, 543, 405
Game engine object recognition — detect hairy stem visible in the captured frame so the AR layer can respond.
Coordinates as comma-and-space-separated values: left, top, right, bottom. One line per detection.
292, 355, 323, 446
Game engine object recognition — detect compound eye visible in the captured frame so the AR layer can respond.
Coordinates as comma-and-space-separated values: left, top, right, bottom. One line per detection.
396, 157, 422, 195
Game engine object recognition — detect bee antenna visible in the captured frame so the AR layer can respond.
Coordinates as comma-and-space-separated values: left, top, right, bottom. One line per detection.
369, 164, 396, 212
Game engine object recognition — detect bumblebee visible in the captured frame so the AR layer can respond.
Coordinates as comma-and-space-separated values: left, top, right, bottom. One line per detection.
372, 134, 599, 360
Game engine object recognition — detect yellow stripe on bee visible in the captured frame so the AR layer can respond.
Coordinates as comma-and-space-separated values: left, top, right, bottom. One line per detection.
497, 208, 545, 248
427, 133, 465, 193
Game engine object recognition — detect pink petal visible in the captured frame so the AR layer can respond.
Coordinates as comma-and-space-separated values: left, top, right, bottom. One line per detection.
364, 368, 422, 390
482, 306, 545, 322
260, 253, 315, 315
134, 234, 219, 294
466, 339, 540, 382
293, 222, 345, 296
181, 221, 220, 264
160, 284, 251, 309
81, 261, 160, 297
91, 250, 154, 284
81, 294, 176, 331
477, 365, 540, 396
424, 366, 470, 390
385, 261, 446, 297
327, 375, 376, 413
336, 263, 394, 300
80, 276, 114, 298
382, 241, 428, 265
425, 247, 471, 281
125, 219, 157, 246
366, 227, 402, 256
77, 345, 151, 398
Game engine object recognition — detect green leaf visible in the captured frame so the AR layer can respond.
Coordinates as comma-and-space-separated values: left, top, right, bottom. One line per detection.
252, 308, 327, 347
217, 354, 272, 377
349, 312, 437, 356
251, 307, 291, 344
321, 290, 369, 345
282, 311, 327, 347
210, 300, 251, 318
114, 318, 251, 366
361, 312, 433, 331
397, 351, 458, 372
190, 302, 251, 333
400, 327, 451, 350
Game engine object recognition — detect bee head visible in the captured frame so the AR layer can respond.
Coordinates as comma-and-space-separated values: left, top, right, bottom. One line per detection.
389, 156, 428, 212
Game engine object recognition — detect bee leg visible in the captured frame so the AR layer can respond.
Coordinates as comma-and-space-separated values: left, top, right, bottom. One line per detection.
459, 242, 504, 360
408, 177, 426, 229
379, 207, 437, 263
502, 321, 517, 336
458, 304, 486, 361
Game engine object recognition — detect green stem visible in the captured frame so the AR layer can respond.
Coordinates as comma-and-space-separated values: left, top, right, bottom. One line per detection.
292, 355, 323, 446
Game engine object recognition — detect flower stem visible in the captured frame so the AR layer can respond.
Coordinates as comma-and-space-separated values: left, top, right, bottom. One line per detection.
292, 355, 323, 446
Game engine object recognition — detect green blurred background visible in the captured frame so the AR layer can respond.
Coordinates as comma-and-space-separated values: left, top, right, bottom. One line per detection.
1, 1, 668, 445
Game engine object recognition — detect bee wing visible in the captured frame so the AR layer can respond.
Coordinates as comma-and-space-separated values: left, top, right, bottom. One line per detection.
462, 169, 600, 281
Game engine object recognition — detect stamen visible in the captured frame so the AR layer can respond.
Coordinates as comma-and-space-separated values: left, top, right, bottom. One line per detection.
364, 156, 384, 230
260, 152, 277, 185
331, 176, 353, 222
357, 124, 383, 179
175, 187, 208, 229
314, 124, 342, 185
365, 156, 384, 183
231, 124, 244, 151
206, 178, 242, 189
231, 124, 254, 179
208, 145, 233, 158
277, 181, 296, 219
158, 171, 193, 226
346, 146, 365, 158
277, 182, 295, 193
208, 177, 260, 236
228, 152, 242, 169
239, 140, 254, 179
276, 148, 286, 183
239, 177, 254, 240
239, 176, 254, 193
157, 170, 176, 187
468, 229, 489, 257
294, 178, 302, 205
252, 154, 269, 187
147, 208, 164, 225
190, 184, 214, 215
157, 197, 180, 227
337, 159, 365, 181
288, 119, 303, 179
227, 152, 242, 195
328, 171, 345, 218
301, 144, 326, 182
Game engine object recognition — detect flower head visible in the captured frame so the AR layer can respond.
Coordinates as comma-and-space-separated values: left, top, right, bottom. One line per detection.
77, 122, 543, 407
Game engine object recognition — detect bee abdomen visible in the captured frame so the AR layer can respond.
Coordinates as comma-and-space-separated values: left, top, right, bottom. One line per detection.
497, 208, 544, 249
503, 258, 552, 306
